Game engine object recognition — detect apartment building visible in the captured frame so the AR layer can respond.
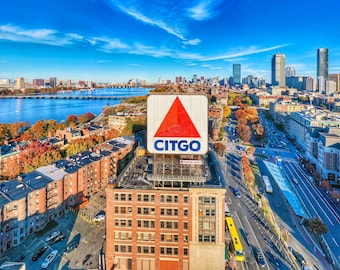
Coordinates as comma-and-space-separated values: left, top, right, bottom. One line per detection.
0, 137, 136, 255
289, 110, 340, 149
306, 127, 340, 182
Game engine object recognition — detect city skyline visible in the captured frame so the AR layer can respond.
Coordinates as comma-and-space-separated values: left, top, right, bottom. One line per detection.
0, 0, 340, 83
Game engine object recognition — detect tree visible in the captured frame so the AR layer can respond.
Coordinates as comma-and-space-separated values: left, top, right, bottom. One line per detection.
214, 142, 226, 156
223, 106, 231, 118
234, 108, 247, 120
237, 123, 251, 142
66, 115, 77, 127
305, 217, 328, 235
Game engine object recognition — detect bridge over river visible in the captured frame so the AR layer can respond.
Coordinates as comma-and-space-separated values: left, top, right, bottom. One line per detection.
0, 95, 129, 100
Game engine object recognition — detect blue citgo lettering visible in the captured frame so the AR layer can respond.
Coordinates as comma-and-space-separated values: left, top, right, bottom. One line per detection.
154, 140, 201, 152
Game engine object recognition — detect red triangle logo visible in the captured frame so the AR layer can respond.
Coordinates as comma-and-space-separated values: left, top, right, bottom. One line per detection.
154, 97, 201, 138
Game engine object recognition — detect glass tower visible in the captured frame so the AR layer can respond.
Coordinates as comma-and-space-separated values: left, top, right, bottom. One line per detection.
317, 48, 328, 80
233, 64, 241, 85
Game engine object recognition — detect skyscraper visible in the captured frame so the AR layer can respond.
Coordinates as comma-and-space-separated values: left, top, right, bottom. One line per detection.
317, 48, 328, 80
272, 53, 286, 86
233, 64, 241, 85
286, 66, 296, 77
271, 53, 286, 86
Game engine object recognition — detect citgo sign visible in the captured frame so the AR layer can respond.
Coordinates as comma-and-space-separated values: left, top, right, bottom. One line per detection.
147, 95, 208, 155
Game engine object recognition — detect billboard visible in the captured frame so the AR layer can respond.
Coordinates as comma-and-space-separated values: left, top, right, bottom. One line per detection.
147, 95, 208, 155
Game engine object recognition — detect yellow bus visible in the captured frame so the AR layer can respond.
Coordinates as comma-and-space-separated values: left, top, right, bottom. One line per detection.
225, 216, 245, 261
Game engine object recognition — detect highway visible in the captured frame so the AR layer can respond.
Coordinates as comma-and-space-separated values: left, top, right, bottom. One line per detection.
283, 160, 340, 265
219, 136, 292, 270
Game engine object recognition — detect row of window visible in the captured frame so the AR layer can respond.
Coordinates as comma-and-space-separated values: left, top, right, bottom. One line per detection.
198, 196, 216, 204
114, 206, 189, 217
198, 235, 216, 243
113, 245, 188, 256
114, 193, 189, 203
114, 219, 188, 230
114, 232, 189, 243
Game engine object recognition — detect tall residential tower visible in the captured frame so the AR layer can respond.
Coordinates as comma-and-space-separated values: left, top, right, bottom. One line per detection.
317, 48, 329, 80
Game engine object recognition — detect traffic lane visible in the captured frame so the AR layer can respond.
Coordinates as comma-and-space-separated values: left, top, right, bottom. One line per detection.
284, 162, 339, 226
290, 162, 340, 224
283, 162, 340, 261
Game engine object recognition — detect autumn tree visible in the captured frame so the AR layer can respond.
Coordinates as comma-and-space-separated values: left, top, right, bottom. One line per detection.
223, 106, 231, 118
104, 128, 120, 140
66, 115, 77, 127
214, 142, 226, 156
19, 141, 62, 173
237, 123, 251, 142
234, 108, 247, 120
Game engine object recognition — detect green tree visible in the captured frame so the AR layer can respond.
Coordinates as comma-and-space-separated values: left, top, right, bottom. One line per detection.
306, 217, 328, 235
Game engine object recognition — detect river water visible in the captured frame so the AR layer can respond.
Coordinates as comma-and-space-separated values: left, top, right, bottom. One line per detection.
0, 88, 152, 124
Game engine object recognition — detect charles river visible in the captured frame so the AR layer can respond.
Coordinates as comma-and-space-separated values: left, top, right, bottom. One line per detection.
0, 87, 152, 124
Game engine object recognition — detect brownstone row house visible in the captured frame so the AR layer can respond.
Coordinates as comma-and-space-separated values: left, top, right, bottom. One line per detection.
0, 136, 135, 254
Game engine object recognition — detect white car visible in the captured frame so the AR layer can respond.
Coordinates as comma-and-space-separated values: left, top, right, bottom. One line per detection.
94, 213, 105, 221
41, 250, 58, 269
45, 231, 61, 242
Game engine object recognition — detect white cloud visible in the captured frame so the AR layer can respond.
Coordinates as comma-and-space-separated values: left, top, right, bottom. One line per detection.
186, 0, 224, 21
183, 38, 201, 46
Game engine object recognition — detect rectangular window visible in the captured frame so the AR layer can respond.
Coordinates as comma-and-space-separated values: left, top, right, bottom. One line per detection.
211, 197, 216, 203
128, 246, 132, 253
174, 222, 178, 229
143, 220, 149, 228
115, 207, 119, 214
121, 219, 126, 227
203, 221, 210, 230
174, 209, 178, 216
128, 194, 132, 201
121, 245, 126, 252
166, 222, 172, 229
115, 219, 119, 226
151, 233, 155, 241
184, 209, 188, 216
137, 233, 142, 240
121, 207, 126, 214
161, 234, 165, 241
160, 195, 164, 202
137, 208, 142, 214
121, 194, 126, 201
161, 247, 165, 254
128, 220, 132, 227
184, 248, 188, 256
150, 221, 155, 228
137, 246, 142, 253
174, 248, 178, 255
114, 231, 119, 239
151, 247, 155, 254
138, 194, 142, 201
204, 197, 210, 203
184, 222, 188, 230
166, 209, 172, 216
121, 232, 126, 240
166, 248, 172, 255
174, 195, 178, 202
143, 194, 149, 201
143, 234, 149, 241
166, 234, 172, 242
160, 221, 165, 228
151, 195, 155, 202
184, 196, 188, 203
160, 209, 165, 215
143, 208, 149, 215
115, 245, 119, 252
115, 194, 119, 201
137, 220, 141, 227
143, 246, 149, 253
166, 195, 172, 202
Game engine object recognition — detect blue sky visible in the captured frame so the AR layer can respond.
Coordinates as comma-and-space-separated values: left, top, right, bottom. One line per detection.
0, 0, 340, 84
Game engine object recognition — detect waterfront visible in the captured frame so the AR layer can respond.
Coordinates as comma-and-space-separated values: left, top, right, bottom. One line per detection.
0, 88, 152, 124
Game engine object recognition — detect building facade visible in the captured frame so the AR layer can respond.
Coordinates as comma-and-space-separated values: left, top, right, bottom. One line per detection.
317, 48, 329, 81
233, 64, 241, 85
271, 53, 286, 86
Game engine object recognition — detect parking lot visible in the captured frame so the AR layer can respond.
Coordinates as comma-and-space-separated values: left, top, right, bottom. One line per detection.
0, 188, 107, 270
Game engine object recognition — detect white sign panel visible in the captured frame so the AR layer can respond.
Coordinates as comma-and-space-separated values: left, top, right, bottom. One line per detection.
147, 95, 208, 155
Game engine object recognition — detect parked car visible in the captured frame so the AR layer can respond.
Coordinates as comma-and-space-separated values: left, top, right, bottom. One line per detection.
65, 241, 78, 253
45, 231, 62, 242
233, 188, 241, 198
94, 210, 106, 221
94, 214, 105, 221
50, 232, 66, 245
254, 248, 266, 268
32, 245, 48, 261
289, 247, 306, 265
41, 250, 58, 269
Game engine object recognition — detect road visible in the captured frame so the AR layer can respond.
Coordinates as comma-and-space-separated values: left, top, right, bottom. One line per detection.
283, 160, 340, 266
219, 136, 292, 270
